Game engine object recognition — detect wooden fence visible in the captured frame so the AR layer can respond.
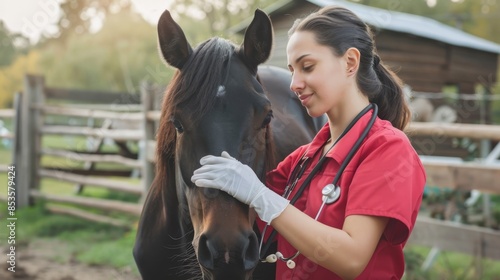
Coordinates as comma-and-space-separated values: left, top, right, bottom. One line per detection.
0, 74, 499, 273
0, 75, 154, 227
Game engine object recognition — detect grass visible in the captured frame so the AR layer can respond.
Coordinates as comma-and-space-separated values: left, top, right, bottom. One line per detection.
403, 245, 500, 280
0, 201, 139, 274
0, 133, 141, 276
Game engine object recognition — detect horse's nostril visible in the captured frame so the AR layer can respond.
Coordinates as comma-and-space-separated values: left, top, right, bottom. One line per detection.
197, 234, 215, 270
243, 232, 259, 270
198, 231, 259, 272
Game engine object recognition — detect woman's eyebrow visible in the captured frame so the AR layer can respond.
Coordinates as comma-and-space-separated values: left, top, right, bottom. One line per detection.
288, 54, 311, 69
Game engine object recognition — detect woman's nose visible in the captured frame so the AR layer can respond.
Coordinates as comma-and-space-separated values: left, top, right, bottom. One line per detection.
290, 73, 305, 94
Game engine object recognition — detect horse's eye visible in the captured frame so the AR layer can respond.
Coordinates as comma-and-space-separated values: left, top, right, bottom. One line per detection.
171, 118, 184, 133
261, 111, 273, 128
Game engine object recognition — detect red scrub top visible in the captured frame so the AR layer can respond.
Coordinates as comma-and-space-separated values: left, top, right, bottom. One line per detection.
263, 109, 426, 279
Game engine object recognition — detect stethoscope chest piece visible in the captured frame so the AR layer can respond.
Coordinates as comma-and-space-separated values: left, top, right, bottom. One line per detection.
322, 184, 341, 204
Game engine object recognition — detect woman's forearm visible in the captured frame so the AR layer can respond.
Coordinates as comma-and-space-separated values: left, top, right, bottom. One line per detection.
271, 205, 388, 279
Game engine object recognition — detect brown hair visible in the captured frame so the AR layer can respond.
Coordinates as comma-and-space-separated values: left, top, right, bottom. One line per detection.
289, 6, 411, 130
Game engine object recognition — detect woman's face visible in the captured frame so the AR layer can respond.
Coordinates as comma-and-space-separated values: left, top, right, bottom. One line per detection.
287, 31, 351, 118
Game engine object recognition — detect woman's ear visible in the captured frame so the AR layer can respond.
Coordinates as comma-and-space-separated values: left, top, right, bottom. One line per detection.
345, 47, 360, 75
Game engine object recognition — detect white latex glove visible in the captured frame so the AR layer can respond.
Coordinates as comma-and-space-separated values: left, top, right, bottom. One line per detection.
191, 151, 289, 224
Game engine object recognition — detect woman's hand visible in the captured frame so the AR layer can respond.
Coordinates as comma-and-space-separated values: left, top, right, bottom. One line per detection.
191, 151, 289, 223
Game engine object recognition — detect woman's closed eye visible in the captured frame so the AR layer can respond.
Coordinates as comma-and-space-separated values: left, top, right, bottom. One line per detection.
302, 65, 314, 72
287, 64, 314, 76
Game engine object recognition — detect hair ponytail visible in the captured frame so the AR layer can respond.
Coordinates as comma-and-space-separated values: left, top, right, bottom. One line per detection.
289, 6, 412, 131
371, 56, 411, 130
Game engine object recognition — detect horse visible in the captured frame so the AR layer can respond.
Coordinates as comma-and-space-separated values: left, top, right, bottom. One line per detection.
133, 9, 326, 280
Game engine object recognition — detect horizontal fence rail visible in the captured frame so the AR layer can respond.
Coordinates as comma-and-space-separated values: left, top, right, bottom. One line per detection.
30, 190, 142, 216
39, 125, 143, 141
39, 169, 143, 195
407, 122, 500, 141
423, 161, 500, 193
44, 87, 141, 104
0, 109, 14, 118
410, 216, 500, 260
36, 105, 143, 121
41, 148, 142, 169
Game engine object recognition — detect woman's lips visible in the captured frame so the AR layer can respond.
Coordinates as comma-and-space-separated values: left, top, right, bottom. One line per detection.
298, 94, 312, 106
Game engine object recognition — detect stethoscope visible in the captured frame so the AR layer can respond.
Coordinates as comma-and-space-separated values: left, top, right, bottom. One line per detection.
258, 103, 378, 269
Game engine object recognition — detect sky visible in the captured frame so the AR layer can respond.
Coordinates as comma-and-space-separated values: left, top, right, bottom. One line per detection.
0, 0, 172, 44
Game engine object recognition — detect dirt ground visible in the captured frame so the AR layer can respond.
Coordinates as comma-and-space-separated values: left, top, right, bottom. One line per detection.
0, 240, 140, 280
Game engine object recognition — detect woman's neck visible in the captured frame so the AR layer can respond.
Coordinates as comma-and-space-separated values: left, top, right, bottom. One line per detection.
326, 93, 370, 142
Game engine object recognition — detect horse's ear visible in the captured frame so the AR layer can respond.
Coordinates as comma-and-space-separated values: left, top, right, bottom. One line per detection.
157, 10, 193, 69
239, 9, 273, 72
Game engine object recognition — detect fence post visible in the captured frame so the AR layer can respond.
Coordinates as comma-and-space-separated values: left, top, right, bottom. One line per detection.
140, 80, 155, 200
11, 92, 22, 204
19, 75, 44, 207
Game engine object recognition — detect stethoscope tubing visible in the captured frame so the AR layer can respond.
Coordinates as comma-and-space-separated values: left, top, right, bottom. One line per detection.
259, 103, 378, 262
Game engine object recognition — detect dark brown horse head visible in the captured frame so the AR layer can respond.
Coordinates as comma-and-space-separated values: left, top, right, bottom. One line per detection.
135, 9, 274, 280
133, 9, 326, 280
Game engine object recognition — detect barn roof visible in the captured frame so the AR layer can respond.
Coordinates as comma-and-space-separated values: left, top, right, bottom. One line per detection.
232, 0, 500, 54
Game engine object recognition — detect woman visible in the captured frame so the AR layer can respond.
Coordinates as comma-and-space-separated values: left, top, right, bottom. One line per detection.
192, 5, 426, 280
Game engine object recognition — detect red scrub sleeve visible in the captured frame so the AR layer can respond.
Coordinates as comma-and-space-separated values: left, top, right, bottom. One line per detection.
345, 133, 426, 245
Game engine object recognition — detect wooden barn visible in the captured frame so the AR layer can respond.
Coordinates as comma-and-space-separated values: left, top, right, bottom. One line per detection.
232, 0, 500, 121
231, 0, 500, 158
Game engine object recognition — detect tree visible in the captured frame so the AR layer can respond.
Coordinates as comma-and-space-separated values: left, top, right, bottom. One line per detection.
38, 9, 170, 93
0, 51, 40, 108
43, 0, 132, 44
0, 21, 34, 108
169, 0, 275, 43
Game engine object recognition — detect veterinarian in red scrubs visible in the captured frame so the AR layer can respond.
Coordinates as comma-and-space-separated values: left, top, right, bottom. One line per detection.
192, 5, 426, 279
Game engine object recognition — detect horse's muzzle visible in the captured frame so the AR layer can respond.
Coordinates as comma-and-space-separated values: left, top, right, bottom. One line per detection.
197, 230, 260, 279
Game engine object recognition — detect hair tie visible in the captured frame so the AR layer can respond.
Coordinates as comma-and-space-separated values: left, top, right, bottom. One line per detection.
373, 54, 380, 68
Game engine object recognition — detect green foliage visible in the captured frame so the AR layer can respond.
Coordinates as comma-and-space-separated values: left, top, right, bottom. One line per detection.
49, 0, 132, 44
0, 21, 17, 67
170, 0, 276, 43
39, 9, 173, 93
403, 249, 429, 279
403, 245, 500, 280
0, 50, 40, 108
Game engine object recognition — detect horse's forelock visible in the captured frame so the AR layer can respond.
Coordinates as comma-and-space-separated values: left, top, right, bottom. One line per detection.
158, 38, 235, 157
170, 38, 234, 123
